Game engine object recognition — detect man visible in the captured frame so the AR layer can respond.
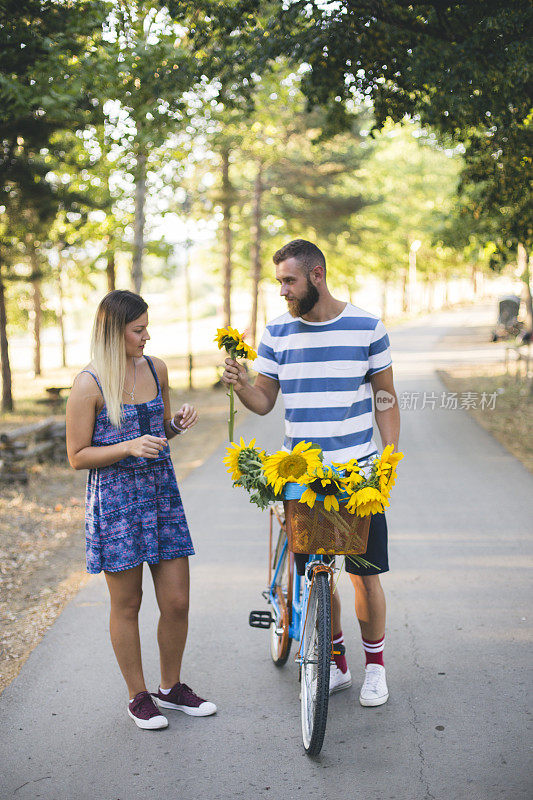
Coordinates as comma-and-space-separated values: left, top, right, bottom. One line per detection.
222, 239, 400, 706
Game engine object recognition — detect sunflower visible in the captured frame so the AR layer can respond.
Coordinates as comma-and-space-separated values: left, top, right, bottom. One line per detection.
263, 441, 322, 496
345, 486, 387, 517
375, 461, 394, 496
240, 341, 258, 361
300, 465, 347, 512
332, 458, 361, 476
376, 444, 404, 495
380, 444, 404, 467
215, 325, 241, 349
215, 326, 258, 442
215, 326, 257, 361
223, 437, 263, 481
331, 457, 363, 488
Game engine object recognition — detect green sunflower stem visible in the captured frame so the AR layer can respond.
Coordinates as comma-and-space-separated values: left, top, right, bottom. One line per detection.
228, 383, 237, 442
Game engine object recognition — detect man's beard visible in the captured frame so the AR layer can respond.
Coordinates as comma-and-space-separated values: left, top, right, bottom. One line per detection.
286, 279, 319, 317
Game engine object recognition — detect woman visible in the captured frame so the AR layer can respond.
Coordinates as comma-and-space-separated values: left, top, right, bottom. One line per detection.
66, 290, 216, 730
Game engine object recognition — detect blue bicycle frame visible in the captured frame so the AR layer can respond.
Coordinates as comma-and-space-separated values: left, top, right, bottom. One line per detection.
268, 533, 331, 654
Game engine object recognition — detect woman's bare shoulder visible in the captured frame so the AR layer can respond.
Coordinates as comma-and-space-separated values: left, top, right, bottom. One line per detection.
71, 365, 101, 394
147, 355, 168, 380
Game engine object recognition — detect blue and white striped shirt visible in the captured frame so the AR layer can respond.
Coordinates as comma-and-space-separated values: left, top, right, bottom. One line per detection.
253, 303, 392, 464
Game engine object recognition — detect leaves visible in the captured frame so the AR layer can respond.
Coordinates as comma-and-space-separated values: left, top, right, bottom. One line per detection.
185, 1, 532, 247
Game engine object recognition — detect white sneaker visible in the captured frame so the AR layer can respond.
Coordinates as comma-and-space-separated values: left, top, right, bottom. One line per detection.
329, 664, 352, 694
359, 664, 389, 707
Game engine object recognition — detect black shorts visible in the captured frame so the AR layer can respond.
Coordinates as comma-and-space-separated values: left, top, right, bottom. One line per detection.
294, 512, 389, 577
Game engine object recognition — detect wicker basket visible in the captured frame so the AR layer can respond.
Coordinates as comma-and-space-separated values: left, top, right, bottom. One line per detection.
284, 499, 371, 556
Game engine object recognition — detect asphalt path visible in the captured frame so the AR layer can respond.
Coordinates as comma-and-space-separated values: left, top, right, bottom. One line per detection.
1, 305, 531, 800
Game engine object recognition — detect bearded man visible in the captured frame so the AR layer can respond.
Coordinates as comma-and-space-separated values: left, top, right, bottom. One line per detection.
222, 239, 400, 706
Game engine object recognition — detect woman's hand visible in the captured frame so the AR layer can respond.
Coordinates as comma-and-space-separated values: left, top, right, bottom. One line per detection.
128, 434, 168, 458
173, 403, 198, 432
222, 357, 248, 391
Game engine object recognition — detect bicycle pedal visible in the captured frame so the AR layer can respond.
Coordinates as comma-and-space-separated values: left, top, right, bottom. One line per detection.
249, 610, 273, 629
332, 643, 346, 656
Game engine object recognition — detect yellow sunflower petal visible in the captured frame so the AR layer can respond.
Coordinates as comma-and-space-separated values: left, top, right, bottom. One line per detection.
323, 494, 339, 512
292, 441, 311, 454
381, 444, 394, 462
300, 487, 317, 509
223, 442, 242, 480
345, 492, 358, 514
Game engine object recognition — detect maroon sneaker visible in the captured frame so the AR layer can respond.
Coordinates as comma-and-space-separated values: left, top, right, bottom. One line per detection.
128, 691, 169, 730
154, 683, 217, 716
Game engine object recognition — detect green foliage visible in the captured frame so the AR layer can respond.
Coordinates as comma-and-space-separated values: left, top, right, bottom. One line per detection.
229, 441, 279, 509
182, 1, 532, 247
187, 65, 379, 296
351, 122, 465, 281
0, 0, 106, 217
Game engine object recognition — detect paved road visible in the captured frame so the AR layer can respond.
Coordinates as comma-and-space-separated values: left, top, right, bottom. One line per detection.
1, 305, 531, 800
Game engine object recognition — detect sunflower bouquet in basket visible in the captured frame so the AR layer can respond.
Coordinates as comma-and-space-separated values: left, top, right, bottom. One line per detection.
224, 439, 403, 566
215, 326, 257, 442
224, 438, 403, 516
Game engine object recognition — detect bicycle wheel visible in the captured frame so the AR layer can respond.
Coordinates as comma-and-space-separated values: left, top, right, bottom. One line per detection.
270, 528, 292, 666
300, 570, 331, 756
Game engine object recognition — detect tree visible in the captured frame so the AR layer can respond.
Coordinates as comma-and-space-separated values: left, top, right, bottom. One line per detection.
184, 64, 378, 340
203, 102, 248, 328
0, 247, 14, 411
182, 2, 532, 248
0, 0, 106, 406
95, 2, 210, 292
202, 67, 376, 343
347, 121, 467, 314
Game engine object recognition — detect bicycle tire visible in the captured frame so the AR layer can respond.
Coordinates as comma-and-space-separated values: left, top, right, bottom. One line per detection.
300, 570, 331, 756
270, 528, 292, 666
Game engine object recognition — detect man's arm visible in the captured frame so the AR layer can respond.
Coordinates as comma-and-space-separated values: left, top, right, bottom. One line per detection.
370, 366, 400, 451
222, 358, 279, 415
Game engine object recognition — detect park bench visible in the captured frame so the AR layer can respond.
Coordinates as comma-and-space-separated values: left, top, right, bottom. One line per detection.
35, 386, 70, 413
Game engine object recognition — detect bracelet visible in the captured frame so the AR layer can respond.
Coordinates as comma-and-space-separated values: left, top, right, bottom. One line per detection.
169, 417, 186, 435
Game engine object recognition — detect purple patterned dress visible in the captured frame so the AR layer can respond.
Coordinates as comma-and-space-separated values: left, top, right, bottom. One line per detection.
82, 356, 194, 574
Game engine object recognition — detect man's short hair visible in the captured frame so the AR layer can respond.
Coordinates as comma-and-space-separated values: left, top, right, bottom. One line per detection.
273, 239, 326, 276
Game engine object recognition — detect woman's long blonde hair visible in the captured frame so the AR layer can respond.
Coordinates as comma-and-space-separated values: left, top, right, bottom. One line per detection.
90, 290, 148, 428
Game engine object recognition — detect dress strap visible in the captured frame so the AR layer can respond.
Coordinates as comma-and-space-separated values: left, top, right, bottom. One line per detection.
144, 356, 161, 393
80, 370, 103, 394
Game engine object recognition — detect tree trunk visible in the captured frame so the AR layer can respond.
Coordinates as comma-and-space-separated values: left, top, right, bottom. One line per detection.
0, 266, 13, 412
184, 245, 193, 391
132, 150, 147, 294
56, 266, 67, 368
221, 147, 232, 328
427, 278, 434, 311
518, 243, 532, 334
408, 245, 417, 313
106, 247, 116, 292
471, 264, 479, 295
381, 277, 388, 320
401, 269, 408, 313
32, 278, 42, 376
249, 162, 263, 349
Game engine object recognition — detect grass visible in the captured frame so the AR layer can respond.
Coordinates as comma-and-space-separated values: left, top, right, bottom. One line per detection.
438, 365, 533, 473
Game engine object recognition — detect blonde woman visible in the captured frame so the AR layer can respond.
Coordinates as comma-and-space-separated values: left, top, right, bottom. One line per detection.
66, 290, 216, 730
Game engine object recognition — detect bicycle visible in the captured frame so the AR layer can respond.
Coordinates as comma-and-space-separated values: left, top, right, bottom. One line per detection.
249, 500, 371, 756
